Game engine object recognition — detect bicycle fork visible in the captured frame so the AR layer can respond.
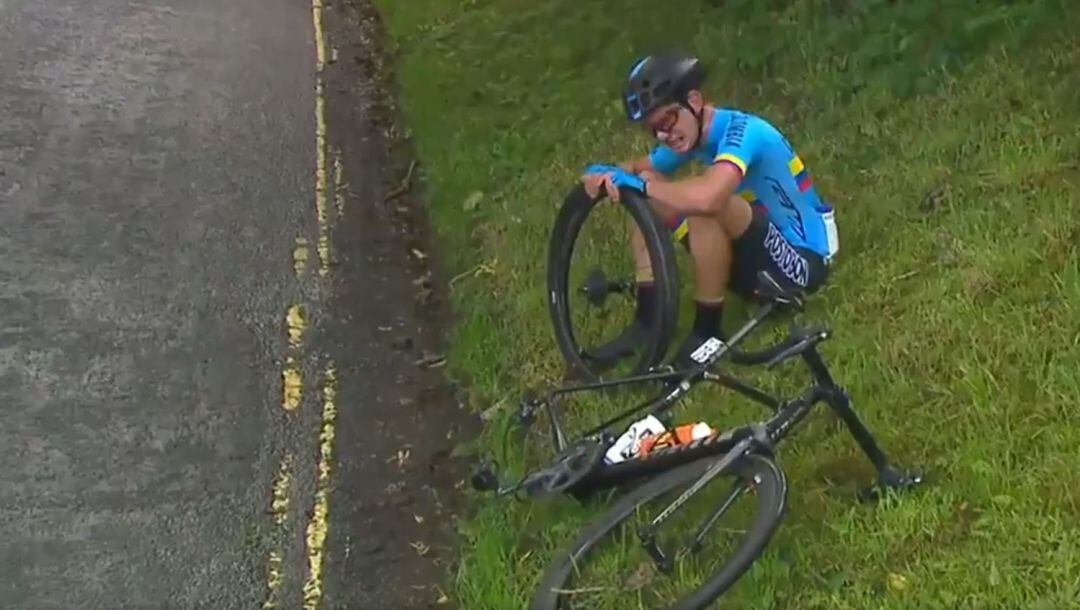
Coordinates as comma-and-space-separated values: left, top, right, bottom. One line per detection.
637, 427, 770, 573
804, 347, 924, 498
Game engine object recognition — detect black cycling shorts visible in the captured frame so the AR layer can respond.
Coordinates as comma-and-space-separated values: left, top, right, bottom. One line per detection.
729, 204, 829, 299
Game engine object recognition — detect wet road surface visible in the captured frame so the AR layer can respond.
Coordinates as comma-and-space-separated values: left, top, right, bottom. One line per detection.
1, 0, 477, 608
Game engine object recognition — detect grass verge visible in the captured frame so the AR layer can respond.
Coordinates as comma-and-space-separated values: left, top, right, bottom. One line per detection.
369, 0, 1080, 607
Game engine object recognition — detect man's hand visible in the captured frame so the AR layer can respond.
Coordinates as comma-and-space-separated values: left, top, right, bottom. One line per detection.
580, 170, 611, 200
581, 164, 646, 202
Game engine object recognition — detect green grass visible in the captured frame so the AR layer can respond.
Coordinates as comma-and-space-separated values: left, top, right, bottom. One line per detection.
370, 0, 1080, 607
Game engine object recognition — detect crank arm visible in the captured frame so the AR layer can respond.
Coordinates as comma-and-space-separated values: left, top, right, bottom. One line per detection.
469, 456, 539, 498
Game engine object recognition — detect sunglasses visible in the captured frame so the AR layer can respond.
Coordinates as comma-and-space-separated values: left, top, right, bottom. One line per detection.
647, 106, 682, 137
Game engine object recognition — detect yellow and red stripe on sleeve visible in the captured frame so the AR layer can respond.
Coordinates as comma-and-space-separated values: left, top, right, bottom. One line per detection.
789, 156, 813, 192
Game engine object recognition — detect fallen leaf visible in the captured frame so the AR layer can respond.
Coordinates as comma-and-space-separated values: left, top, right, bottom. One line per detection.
624, 561, 654, 590
480, 402, 503, 422
463, 190, 483, 211
435, 587, 450, 604
991, 494, 1013, 506
887, 572, 910, 592
414, 352, 446, 368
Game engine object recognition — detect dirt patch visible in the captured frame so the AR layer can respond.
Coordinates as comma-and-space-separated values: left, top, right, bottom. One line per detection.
316, 1, 483, 607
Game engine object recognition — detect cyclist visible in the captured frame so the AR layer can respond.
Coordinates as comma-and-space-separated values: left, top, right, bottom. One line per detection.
581, 52, 840, 368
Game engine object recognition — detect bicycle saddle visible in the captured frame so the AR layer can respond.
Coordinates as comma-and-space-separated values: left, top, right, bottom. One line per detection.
753, 270, 805, 309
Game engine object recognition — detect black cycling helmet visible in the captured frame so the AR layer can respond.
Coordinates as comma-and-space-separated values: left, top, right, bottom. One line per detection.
621, 53, 707, 123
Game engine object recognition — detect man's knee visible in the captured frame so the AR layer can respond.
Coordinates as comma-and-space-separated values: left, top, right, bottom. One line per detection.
682, 197, 751, 240
719, 194, 754, 239
685, 215, 728, 242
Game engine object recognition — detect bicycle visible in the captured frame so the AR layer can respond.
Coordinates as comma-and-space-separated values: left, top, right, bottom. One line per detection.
471, 187, 925, 609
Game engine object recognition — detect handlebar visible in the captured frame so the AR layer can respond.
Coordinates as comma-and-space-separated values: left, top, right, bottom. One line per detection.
726, 324, 829, 368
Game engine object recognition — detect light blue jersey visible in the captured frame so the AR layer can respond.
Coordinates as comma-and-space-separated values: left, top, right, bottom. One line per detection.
649, 108, 838, 260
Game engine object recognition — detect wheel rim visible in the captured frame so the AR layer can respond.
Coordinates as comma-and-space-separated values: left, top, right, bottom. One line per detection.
547, 185, 681, 383
532, 455, 788, 610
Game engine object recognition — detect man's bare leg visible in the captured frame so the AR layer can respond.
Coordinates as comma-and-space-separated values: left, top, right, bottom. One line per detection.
630, 216, 658, 284
673, 194, 754, 363
686, 194, 753, 301
581, 208, 681, 366
627, 202, 682, 329
617, 179, 755, 364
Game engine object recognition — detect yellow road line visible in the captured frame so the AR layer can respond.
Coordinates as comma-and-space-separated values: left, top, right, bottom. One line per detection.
264, 0, 338, 604
282, 359, 302, 412
263, 551, 284, 609
270, 453, 294, 524
262, 453, 294, 609
294, 237, 311, 276
333, 148, 344, 219
283, 304, 307, 411
313, 0, 330, 277
315, 91, 330, 277
312, 0, 325, 71
299, 3, 338, 608
267, 304, 305, 602
302, 363, 338, 610
286, 304, 306, 349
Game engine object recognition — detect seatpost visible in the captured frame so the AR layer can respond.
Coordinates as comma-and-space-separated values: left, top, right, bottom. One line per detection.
728, 302, 777, 346
697, 302, 776, 368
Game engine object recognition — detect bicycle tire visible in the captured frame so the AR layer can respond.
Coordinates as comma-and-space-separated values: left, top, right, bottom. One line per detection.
547, 183, 681, 382
530, 453, 787, 610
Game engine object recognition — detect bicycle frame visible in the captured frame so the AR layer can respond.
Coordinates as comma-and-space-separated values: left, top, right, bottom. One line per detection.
524, 298, 799, 456
484, 296, 918, 503
574, 343, 892, 495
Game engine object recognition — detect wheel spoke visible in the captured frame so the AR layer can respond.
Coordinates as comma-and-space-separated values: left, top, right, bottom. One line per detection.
688, 478, 750, 555
531, 455, 787, 610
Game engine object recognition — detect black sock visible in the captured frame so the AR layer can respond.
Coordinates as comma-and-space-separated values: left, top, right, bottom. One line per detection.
635, 282, 656, 327
692, 300, 724, 338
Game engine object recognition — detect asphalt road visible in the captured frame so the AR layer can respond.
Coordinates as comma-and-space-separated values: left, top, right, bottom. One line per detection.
0, 0, 475, 608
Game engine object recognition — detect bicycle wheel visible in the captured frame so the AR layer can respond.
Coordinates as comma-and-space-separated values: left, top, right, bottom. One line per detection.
547, 183, 681, 382
530, 453, 787, 610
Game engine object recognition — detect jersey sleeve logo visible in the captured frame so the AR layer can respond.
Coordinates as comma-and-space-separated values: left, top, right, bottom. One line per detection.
714, 112, 750, 174
722, 112, 748, 148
